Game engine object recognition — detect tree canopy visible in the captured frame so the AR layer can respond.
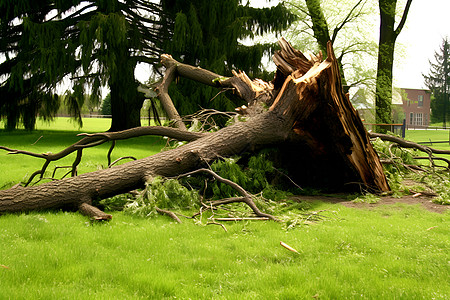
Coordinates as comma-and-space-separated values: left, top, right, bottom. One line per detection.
424, 37, 450, 127
0, 0, 163, 131
0, 0, 295, 130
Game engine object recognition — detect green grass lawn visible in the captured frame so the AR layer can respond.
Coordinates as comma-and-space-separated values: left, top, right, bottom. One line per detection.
0, 118, 165, 189
1, 205, 448, 299
405, 129, 450, 147
0, 119, 449, 299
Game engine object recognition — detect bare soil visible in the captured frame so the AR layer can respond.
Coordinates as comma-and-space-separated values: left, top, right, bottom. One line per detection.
293, 195, 449, 214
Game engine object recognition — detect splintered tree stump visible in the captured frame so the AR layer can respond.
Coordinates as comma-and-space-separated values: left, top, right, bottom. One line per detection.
0, 38, 389, 218
270, 39, 389, 192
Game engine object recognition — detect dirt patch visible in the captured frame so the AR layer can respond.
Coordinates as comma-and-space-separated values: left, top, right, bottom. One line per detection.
292, 195, 449, 214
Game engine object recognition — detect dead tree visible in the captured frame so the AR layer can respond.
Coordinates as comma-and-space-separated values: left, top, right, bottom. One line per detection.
0, 39, 389, 219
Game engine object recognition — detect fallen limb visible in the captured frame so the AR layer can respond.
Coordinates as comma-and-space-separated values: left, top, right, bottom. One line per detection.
155, 207, 182, 223
0, 126, 205, 186
177, 168, 277, 221
369, 132, 450, 155
0, 38, 390, 219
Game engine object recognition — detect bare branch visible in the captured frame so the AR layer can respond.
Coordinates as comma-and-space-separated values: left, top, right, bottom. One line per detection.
369, 132, 450, 155
155, 207, 182, 223
331, 0, 365, 43
394, 0, 413, 38
177, 168, 277, 221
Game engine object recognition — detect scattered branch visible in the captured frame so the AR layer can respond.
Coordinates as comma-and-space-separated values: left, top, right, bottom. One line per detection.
177, 168, 277, 221
78, 202, 112, 221
0, 126, 206, 185
155, 206, 182, 223
368, 132, 449, 155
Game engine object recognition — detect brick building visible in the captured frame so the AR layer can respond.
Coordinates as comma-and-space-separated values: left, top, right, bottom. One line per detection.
401, 88, 431, 128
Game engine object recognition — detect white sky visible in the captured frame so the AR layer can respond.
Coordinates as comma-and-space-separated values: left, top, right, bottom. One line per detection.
394, 0, 450, 89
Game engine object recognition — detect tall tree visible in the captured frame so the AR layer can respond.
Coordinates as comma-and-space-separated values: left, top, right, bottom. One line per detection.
0, 0, 163, 131
375, 0, 412, 133
286, 0, 377, 90
423, 37, 450, 128
155, 0, 295, 117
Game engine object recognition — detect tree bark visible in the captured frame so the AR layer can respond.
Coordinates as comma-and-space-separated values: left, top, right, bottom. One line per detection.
0, 39, 389, 217
375, 0, 412, 133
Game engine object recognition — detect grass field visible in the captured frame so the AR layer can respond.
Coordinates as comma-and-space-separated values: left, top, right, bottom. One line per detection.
1, 119, 449, 299
406, 129, 450, 147
0, 118, 165, 189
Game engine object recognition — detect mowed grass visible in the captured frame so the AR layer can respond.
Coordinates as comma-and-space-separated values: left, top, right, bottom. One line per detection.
0, 118, 165, 189
1, 205, 449, 299
405, 129, 450, 163
0, 120, 449, 299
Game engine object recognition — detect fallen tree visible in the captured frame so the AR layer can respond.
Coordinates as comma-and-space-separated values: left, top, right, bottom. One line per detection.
0, 39, 390, 219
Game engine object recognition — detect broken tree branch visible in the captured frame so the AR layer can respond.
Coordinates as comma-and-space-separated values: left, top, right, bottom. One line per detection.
0, 126, 206, 185
0, 38, 391, 219
177, 168, 277, 221
155, 206, 182, 223
369, 132, 450, 156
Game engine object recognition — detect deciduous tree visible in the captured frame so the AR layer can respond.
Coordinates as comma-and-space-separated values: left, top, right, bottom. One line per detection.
286, 0, 377, 89
375, 0, 412, 133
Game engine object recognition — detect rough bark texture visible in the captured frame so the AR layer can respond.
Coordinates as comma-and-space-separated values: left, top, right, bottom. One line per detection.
0, 39, 389, 218
375, 0, 412, 133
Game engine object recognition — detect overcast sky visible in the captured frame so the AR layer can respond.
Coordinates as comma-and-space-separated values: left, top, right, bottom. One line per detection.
394, 0, 450, 89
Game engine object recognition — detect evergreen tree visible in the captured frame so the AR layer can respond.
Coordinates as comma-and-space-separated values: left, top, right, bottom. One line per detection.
0, 0, 163, 131
156, 0, 295, 116
423, 37, 450, 127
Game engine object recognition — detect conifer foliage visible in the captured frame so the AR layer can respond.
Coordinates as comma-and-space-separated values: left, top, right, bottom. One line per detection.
423, 37, 450, 127
0, 0, 163, 130
157, 0, 295, 116
0, 0, 294, 130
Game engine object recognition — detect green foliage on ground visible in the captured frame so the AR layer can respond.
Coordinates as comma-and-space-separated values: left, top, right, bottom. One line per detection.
208, 153, 290, 200
371, 132, 450, 205
124, 177, 201, 218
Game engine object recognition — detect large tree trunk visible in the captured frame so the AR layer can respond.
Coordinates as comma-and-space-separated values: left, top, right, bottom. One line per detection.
109, 46, 144, 132
0, 39, 389, 218
375, 0, 412, 133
